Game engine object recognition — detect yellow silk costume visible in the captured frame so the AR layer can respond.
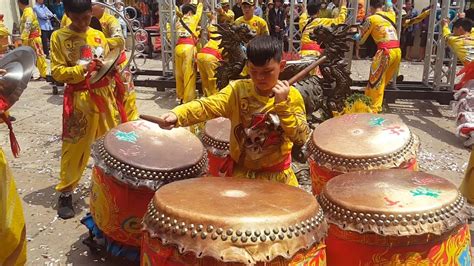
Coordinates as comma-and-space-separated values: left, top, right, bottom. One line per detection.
99, 12, 139, 121
360, 9, 401, 113
218, 9, 235, 24
299, 6, 347, 56
0, 148, 26, 265
0, 21, 9, 54
196, 24, 221, 96
234, 15, 269, 36
20, 7, 47, 78
442, 25, 474, 65
171, 79, 311, 186
403, 8, 430, 28
173, 3, 203, 103
51, 27, 122, 192
60, 14, 72, 28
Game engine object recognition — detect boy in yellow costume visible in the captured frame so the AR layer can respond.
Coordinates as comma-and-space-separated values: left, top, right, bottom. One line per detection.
18, 0, 48, 79
196, 13, 222, 96
172, 0, 203, 103
61, 13, 72, 27
92, 0, 139, 121
0, 69, 26, 266
235, 0, 269, 36
51, 0, 126, 219
354, 0, 401, 113
0, 15, 9, 54
156, 36, 310, 186
217, 0, 235, 24
299, 0, 347, 57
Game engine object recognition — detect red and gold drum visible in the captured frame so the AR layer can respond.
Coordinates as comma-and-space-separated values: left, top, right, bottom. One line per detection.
141, 177, 328, 265
202, 117, 230, 176
85, 120, 207, 255
308, 113, 419, 195
320, 169, 471, 265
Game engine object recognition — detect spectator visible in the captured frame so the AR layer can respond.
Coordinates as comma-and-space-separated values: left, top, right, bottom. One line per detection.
354, 0, 365, 59
318, 1, 332, 18
268, 0, 286, 40
217, 0, 235, 23
136, 0, 150, 27
330, 0, 340, 17
0, 14, 9, 55
265, 0, 274, 21
233, 0, 244, 19
114, 0, 127, 39
51, 0, 64, 21
418, 5, 429, 61
33, 0, 54, 57
401, 0, 418, 61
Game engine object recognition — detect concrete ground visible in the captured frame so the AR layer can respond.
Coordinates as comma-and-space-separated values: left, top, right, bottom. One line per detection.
3, 59, 472, 265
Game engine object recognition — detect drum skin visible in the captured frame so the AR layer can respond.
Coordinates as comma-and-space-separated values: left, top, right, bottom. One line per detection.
320, 170, 471, 266
308, 113, 419, 195
141, 177, 328, 265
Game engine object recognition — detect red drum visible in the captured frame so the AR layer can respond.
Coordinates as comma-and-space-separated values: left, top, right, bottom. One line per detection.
84, 120, 207, 258
141, 177, 328, 265
320, 169, 471, 265
308, 113, 419, 195
202, 117, 230, 176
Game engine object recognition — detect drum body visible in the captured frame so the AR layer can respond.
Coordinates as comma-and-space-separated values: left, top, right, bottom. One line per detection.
88, 120, 207, 249
320, 170, 471, 265
308, 113, 419, 195
141, 177, 328, 265
202, 117, 230, 176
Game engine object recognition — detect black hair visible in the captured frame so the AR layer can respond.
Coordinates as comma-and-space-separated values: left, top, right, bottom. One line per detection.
453, 18, 473, 32
466, 8, 474, 21
369, 0, 383, 8
181, 4, 196, 14
18, 0, 29, 5
63, 0, 92, 13
246, 35, 283, 66
307, 3, 320, 16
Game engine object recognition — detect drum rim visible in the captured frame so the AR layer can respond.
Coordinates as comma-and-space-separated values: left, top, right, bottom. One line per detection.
92, 138, 208, 190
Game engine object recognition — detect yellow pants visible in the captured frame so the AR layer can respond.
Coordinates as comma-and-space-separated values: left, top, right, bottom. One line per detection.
196, 52, 219, 97
0, 148, 27, 265
460, 147, 474, 204
26, 37, 47, 78
233, 165, 299, 187
56, 85, 121, 192
175, 44, 196, 103
365, 48, 401, 113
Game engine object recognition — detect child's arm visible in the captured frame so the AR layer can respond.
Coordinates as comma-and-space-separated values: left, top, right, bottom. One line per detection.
273, 81, 311, 146
358, 16, 373, 45
160, 85, 233, 129
106, 17, 125, 50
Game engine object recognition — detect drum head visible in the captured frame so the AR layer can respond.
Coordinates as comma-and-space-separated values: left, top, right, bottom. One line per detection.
312, 113, 412, 158
320, 169, 469, 236
144, 177, 327, 264
204, 117, 230, 144
103, 120, 205, 172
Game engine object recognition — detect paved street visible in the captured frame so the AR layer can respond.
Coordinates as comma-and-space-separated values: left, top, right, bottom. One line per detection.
3, 59, 471, 265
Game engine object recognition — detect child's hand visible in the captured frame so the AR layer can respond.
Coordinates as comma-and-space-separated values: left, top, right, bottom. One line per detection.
159, 112, 178, 130
441, 18, 450, 27
272, 80, 290, 104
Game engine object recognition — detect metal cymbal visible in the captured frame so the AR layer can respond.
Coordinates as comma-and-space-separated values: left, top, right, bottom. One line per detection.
90, 48, 121, 84
0, 46, 36, 111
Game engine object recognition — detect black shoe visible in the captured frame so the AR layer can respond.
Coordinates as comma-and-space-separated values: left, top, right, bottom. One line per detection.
8, 116, 16, 122
57, 193, 75, 219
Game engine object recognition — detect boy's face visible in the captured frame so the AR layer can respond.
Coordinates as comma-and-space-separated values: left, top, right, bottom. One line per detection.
242, 4, 255, 17
67, 10, 92, 32
453, 26, 465, 36
248, 58, 286, 92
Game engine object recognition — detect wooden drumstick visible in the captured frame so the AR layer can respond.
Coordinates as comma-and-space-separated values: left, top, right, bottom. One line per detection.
288, 55, 327, 85
140, 114, 168, 127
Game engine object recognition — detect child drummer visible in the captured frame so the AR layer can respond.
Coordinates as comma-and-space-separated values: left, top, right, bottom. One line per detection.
50, 0, 127, 219
156, 36, 310, 186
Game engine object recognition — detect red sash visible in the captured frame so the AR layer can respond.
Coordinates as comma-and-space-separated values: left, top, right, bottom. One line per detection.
199, 47, 223, 61
377, 40, 400, 55
301, 42, 323, 53
177, 37, 196, 46
219, 154, 292, 177
455, 61, 474, 90
29, 31, 40, 39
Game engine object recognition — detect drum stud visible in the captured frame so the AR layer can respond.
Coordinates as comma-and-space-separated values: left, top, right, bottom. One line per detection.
269, 235, 276, 241
211, 233, 218, 240
295, 224, 301, 230
428, 212, 434, 218
264, 229, 270, 235
422, 213, 428, 219
251, 236, 257, 242
221, 234, 228, 241
245, 230, 251, 236
376, 220, 383, 226
201, 232, 207, 239
373, 214, 379, 219
405, 214, 412, 221
191, 230, 198, 238
369, 219, 376, 225
226, 229, 233, 236
260, 235, 267, 242
288, 226, 294, 232
236, 230, 242, 236
306, 225, 311, 232
411, 220, 417, 225
396, 214, 403, 220
254, 230, 261, 236
172, 219, 178, 225
388, 215, 395, 221
216, 228, 223, 235
401, 219, 408, 226
393, 219, 399, 226
166, 217, 171, 222
173, 225, 179, 233
281, 227, 287, 233
294, 231, 300, 237
197, 224, 204, 232
420, 219, 426, 224
241, 236, 248, 243
207, 225, 214, 233
231, 236, 238, 243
